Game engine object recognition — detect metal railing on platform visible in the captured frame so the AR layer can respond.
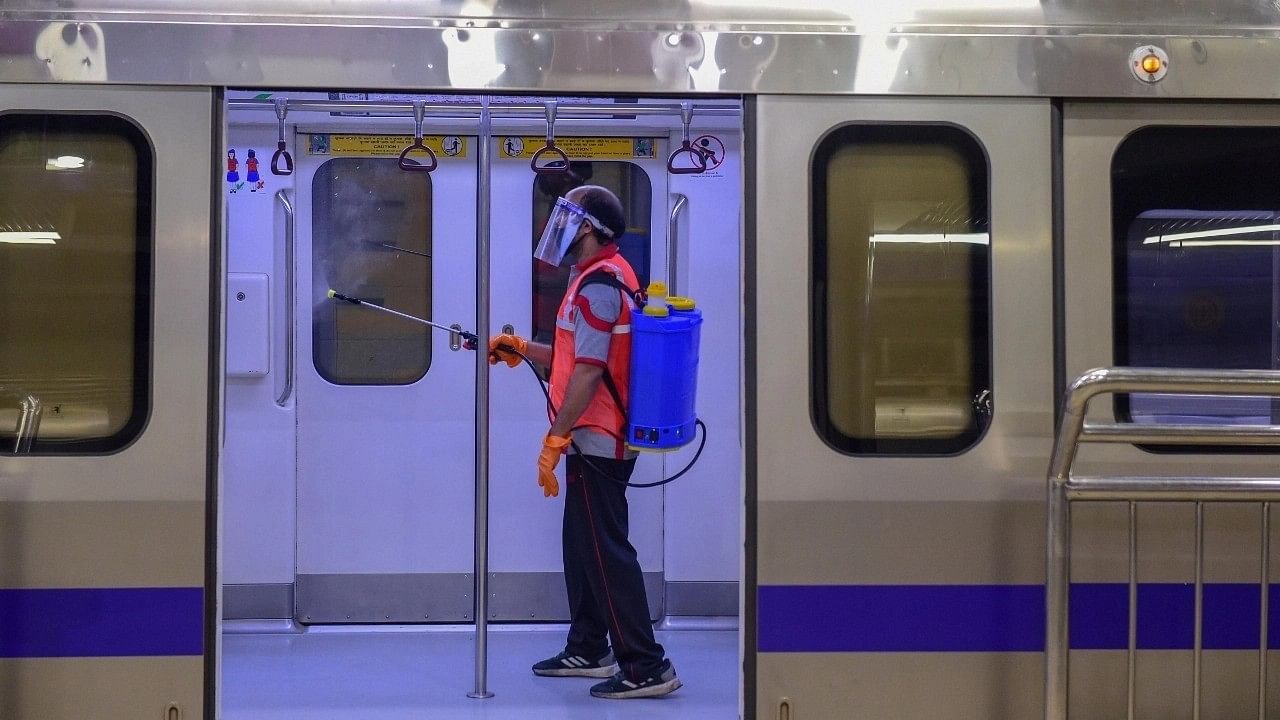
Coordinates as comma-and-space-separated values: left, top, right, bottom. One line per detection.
1046, 367, 1280, 720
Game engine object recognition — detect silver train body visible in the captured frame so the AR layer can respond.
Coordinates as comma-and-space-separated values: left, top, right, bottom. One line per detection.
4, 1, 1280, 719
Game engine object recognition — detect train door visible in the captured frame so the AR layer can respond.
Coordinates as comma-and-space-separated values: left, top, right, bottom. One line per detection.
1062, 103, 1280, 718
292, 131, 477, 622
222, 116, 300, 623
0, 85, 215, 718
750, 96, 1054, 718
488, 135, 669, 620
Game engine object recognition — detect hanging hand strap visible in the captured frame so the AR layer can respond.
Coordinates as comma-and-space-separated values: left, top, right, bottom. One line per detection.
271, 98, 294, 176
532, 100, 570, 174
399, 100, 439, 172
666, 101, 708, 175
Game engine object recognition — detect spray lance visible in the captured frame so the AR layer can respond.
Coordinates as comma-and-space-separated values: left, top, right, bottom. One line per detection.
325, 287, 706, 488
327, 289, 479, 348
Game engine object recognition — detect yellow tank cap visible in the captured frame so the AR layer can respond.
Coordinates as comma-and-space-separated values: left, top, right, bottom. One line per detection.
667, 296, 696, 311
643, 281, 670, 316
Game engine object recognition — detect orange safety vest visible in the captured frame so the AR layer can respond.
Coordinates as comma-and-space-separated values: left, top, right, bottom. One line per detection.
549, 246, 639, 457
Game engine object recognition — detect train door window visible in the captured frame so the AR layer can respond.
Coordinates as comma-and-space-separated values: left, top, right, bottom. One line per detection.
1115, 127, 1280, 430
312, 157, 432, 385
812, 124, 991, 455
0, 113, 152, 453
530, 161, 652, 345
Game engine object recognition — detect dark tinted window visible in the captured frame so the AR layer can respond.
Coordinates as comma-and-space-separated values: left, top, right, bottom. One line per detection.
1115, 127, 1280, 429
812, 124, 991, 455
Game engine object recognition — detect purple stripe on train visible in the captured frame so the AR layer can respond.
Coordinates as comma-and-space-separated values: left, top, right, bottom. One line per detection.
758, 583, 1279, 652
0, 587, 203, 658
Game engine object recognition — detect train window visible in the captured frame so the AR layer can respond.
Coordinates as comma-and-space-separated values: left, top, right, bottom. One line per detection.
1115, 127, 1280, 435
0, 113, 153, 454
812, 125, 991, 455
312, 157, 432, 385
530, 161, 652, 345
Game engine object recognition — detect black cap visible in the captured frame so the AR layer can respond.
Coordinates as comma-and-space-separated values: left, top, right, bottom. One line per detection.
574, 185, 626, 241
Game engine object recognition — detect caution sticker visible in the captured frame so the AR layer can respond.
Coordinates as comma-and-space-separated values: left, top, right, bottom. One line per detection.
499, 136, 658, 160
308, 134, 468, 159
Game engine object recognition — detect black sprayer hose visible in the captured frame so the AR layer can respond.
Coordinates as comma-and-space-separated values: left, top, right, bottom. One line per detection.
503, 347, 707, 489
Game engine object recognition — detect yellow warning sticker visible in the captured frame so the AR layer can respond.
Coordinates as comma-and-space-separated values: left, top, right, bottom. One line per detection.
307, 134, 468, 159
498, 136, 658, 160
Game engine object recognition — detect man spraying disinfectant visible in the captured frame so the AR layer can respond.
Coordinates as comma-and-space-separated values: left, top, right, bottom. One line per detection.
326, 185, 702, 700
488, 186, 682, 699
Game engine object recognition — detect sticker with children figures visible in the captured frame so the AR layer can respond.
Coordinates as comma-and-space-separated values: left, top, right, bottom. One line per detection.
227, 148, 268, 194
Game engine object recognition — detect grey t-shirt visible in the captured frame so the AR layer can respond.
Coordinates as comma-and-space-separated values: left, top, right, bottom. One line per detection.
564, 271, 637, 460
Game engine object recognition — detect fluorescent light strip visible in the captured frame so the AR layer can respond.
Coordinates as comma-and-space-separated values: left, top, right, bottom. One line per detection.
1143, 223, 1280, 245
0, 231, 59, 244
1171, 239, 1280, 248
870, 233, 989, 245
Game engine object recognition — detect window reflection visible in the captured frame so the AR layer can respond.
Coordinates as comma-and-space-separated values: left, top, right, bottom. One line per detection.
1115, 127, 1280, 429
812, 125, 991, 455
530, 161, 652, 345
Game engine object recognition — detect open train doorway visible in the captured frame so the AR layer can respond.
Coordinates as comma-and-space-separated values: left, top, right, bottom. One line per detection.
217, 91, 744, 719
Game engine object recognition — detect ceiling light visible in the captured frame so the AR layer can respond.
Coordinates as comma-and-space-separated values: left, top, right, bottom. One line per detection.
870, 233, 989, 245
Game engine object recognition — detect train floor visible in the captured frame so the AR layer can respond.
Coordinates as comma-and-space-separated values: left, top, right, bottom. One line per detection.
222, 622, 738, 719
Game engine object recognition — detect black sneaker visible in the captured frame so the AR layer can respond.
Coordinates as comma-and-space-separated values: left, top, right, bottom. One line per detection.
532, 649, 620, 678
589, 660, 682, 699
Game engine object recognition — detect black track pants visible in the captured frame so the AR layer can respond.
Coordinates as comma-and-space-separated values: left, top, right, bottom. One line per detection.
562, 453, 666, 680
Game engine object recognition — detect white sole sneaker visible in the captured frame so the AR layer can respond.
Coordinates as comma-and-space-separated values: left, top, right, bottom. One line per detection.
533, 663, 620, 678
590, 676, 683, 699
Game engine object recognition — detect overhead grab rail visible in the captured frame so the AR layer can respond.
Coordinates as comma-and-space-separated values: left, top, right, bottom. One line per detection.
226, 98, 741, 120
667, 101, 708, 175
399, 100, 439, 173
531, 100, 570, 175
271, 98, 294, 176
1045, 366, 1280, 720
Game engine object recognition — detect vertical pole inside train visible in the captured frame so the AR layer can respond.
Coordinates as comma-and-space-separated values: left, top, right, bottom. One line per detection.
469, 95, 495, 700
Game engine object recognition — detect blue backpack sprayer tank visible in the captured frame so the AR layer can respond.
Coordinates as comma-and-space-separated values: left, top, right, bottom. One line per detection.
326, 281, 707, 488
613, 280, 704, 453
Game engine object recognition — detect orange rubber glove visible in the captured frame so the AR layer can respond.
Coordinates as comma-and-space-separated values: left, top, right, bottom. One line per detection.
537, 433, 571, 498
487, 333, 528, 368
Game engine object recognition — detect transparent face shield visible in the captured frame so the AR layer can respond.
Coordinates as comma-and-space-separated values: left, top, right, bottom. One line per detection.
534, 196, 614, 267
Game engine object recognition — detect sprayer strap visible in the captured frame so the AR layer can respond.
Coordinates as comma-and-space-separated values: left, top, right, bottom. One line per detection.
598, 367, 627, 424
577, 271, 645, 309
577, 270, 640, 422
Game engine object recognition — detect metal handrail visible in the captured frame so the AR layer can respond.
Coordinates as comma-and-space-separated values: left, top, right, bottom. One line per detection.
667, 193, 687, 296
1046, 366, 1280, 720
13, 393, 41, 454
274, 190, 295, 407
2, 388, 43, 455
